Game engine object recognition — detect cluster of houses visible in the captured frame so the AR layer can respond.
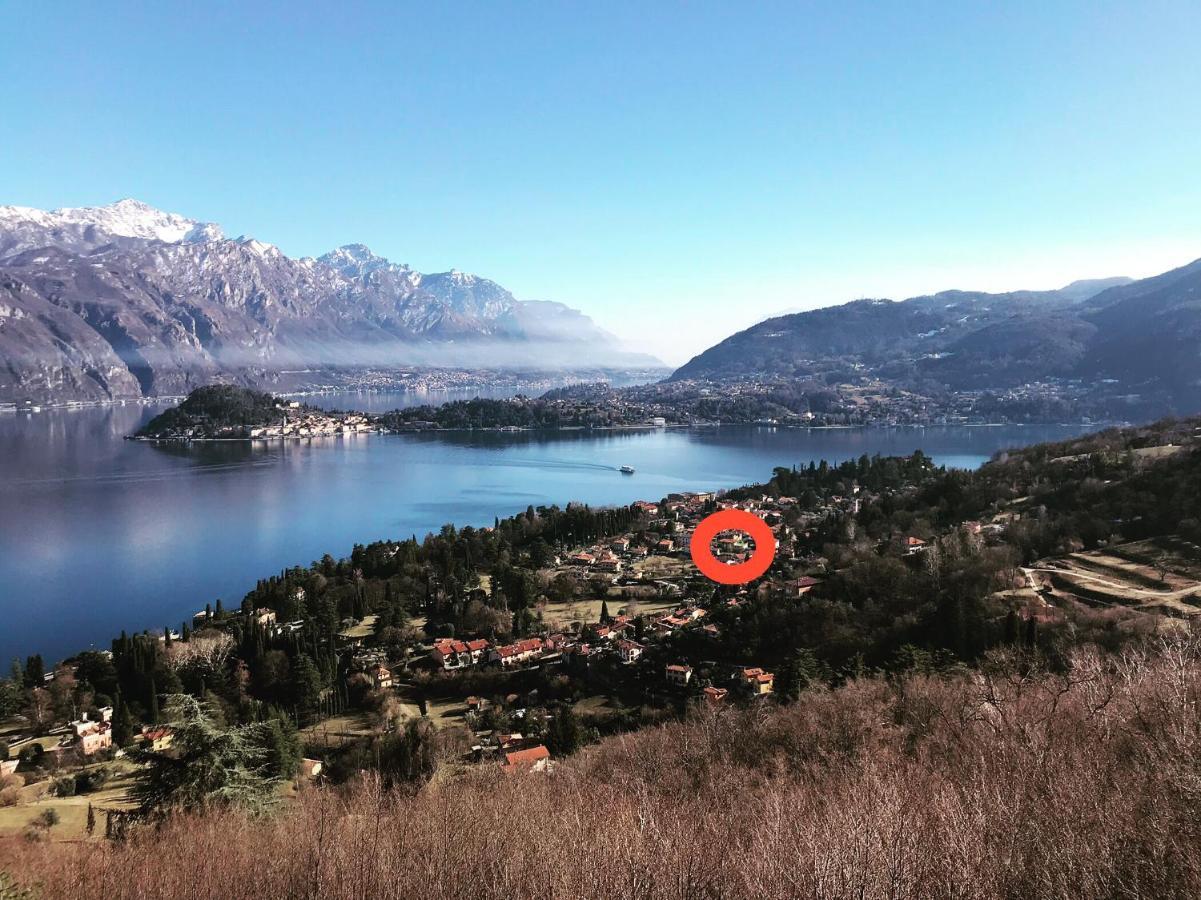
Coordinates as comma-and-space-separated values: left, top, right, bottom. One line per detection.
397, 490, 824, 714
191, 604, 305, 636
661, 663, 775, 698
430, 637, 547, 670
418, 594, 780, 705
557, 490, 826, 578
245, 411, 375, 440
142, 402, 380, 441
62, 708, 177, 757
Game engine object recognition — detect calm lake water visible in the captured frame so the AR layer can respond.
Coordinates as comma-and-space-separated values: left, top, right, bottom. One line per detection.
0, 392, 1094, 664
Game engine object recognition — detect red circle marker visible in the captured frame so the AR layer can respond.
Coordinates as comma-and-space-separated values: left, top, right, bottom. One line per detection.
690, 508, 776, 585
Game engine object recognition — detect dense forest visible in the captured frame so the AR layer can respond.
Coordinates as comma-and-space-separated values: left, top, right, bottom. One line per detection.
379, 395, 662, 429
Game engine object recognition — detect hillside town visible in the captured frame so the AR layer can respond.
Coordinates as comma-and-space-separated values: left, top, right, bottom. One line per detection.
1, 447, 978, 816
323, 481, 888, 770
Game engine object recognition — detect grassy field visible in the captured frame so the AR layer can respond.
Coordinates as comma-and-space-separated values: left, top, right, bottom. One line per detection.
633, 554, 692, 578
422, 695, 468, 731
572, 694, 627, 725
538, 597, 675, 630
337, 614, 379, 641
300, 712, 376, 750
0, 765, 138, 842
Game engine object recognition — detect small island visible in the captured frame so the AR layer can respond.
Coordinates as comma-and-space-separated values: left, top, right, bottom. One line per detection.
132, 385, 378, 441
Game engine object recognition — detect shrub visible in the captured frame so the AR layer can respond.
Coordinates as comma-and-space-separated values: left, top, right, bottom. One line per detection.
51, 776, 76, 797
74, 767, 109, 794
9, 636, 1201, 897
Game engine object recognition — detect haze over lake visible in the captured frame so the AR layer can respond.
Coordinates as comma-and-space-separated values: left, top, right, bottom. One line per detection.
0, 392, 1093, 663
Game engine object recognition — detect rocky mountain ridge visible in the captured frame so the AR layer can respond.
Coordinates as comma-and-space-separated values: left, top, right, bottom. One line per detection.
0, 200, 651, 402
670, 260, 1201, 415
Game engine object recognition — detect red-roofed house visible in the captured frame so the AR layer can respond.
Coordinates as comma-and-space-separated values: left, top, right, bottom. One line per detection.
703, 686, 728, 706
489, 637, 545, 668
369, 664, 394, 690
616, 639, 644, 663
789, 576, 820, 596
432, 638, 490, 670
739, 667, 775, 695
142, 726, 174, 752
665, 664, 693, 685
501, 744, 551, 772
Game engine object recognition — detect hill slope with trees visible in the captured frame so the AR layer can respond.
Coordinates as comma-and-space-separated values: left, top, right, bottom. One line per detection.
670, 258, 1201, 416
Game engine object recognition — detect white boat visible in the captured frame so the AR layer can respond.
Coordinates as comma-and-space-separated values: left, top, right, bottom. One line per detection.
619, 465, 635, 474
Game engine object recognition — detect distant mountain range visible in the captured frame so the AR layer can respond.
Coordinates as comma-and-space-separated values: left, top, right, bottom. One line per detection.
0, 200, 656, 402
670, 259, 1201, 413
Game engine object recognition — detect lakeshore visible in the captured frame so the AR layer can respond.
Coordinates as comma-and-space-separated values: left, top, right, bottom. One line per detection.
0, 398, 1095, 665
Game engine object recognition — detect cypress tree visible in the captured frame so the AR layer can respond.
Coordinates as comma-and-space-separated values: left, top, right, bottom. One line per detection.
23, 654, 45, 687
86, 803, 96, 836
113, 700, 135, 747
1003, 609, 1020, 645
148, 677, 160, 723
1025, 616, 1038, 650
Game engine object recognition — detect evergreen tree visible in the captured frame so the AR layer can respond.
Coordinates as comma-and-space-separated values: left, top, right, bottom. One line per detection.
148, 677, 160, 723
599, 600, 612, 625
258, 715, 302, 780
130, 694, 279, 818
289, 654, 323, 717
0, 679, 20, 720
546, 706, 584, 755
1003, 609, 1020, 644
23, 654, 44, 688
778, 648, 821, 703
112, 700, 136, 747
1025, 615, 1038, 650
86, 802, 96, 836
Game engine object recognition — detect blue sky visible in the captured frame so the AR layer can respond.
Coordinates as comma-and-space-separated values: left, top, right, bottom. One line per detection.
3, 1, 1200, 364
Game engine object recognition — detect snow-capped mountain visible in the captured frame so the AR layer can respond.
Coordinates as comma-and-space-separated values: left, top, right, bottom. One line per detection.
0, 198, 223, 258
0, 200, 654, 402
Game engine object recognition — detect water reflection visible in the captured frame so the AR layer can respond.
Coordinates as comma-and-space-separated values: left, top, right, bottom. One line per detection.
0, 403, 1094, 664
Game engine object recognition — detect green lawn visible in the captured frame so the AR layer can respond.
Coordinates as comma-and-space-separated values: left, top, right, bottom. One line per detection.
300, 712, 376, 750
0, 766, 138, 842
337, 614, 379, 641
539, 597, 675, 629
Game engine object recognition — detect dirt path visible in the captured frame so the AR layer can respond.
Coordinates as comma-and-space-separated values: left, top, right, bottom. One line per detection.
1026, 565, 1195, 602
